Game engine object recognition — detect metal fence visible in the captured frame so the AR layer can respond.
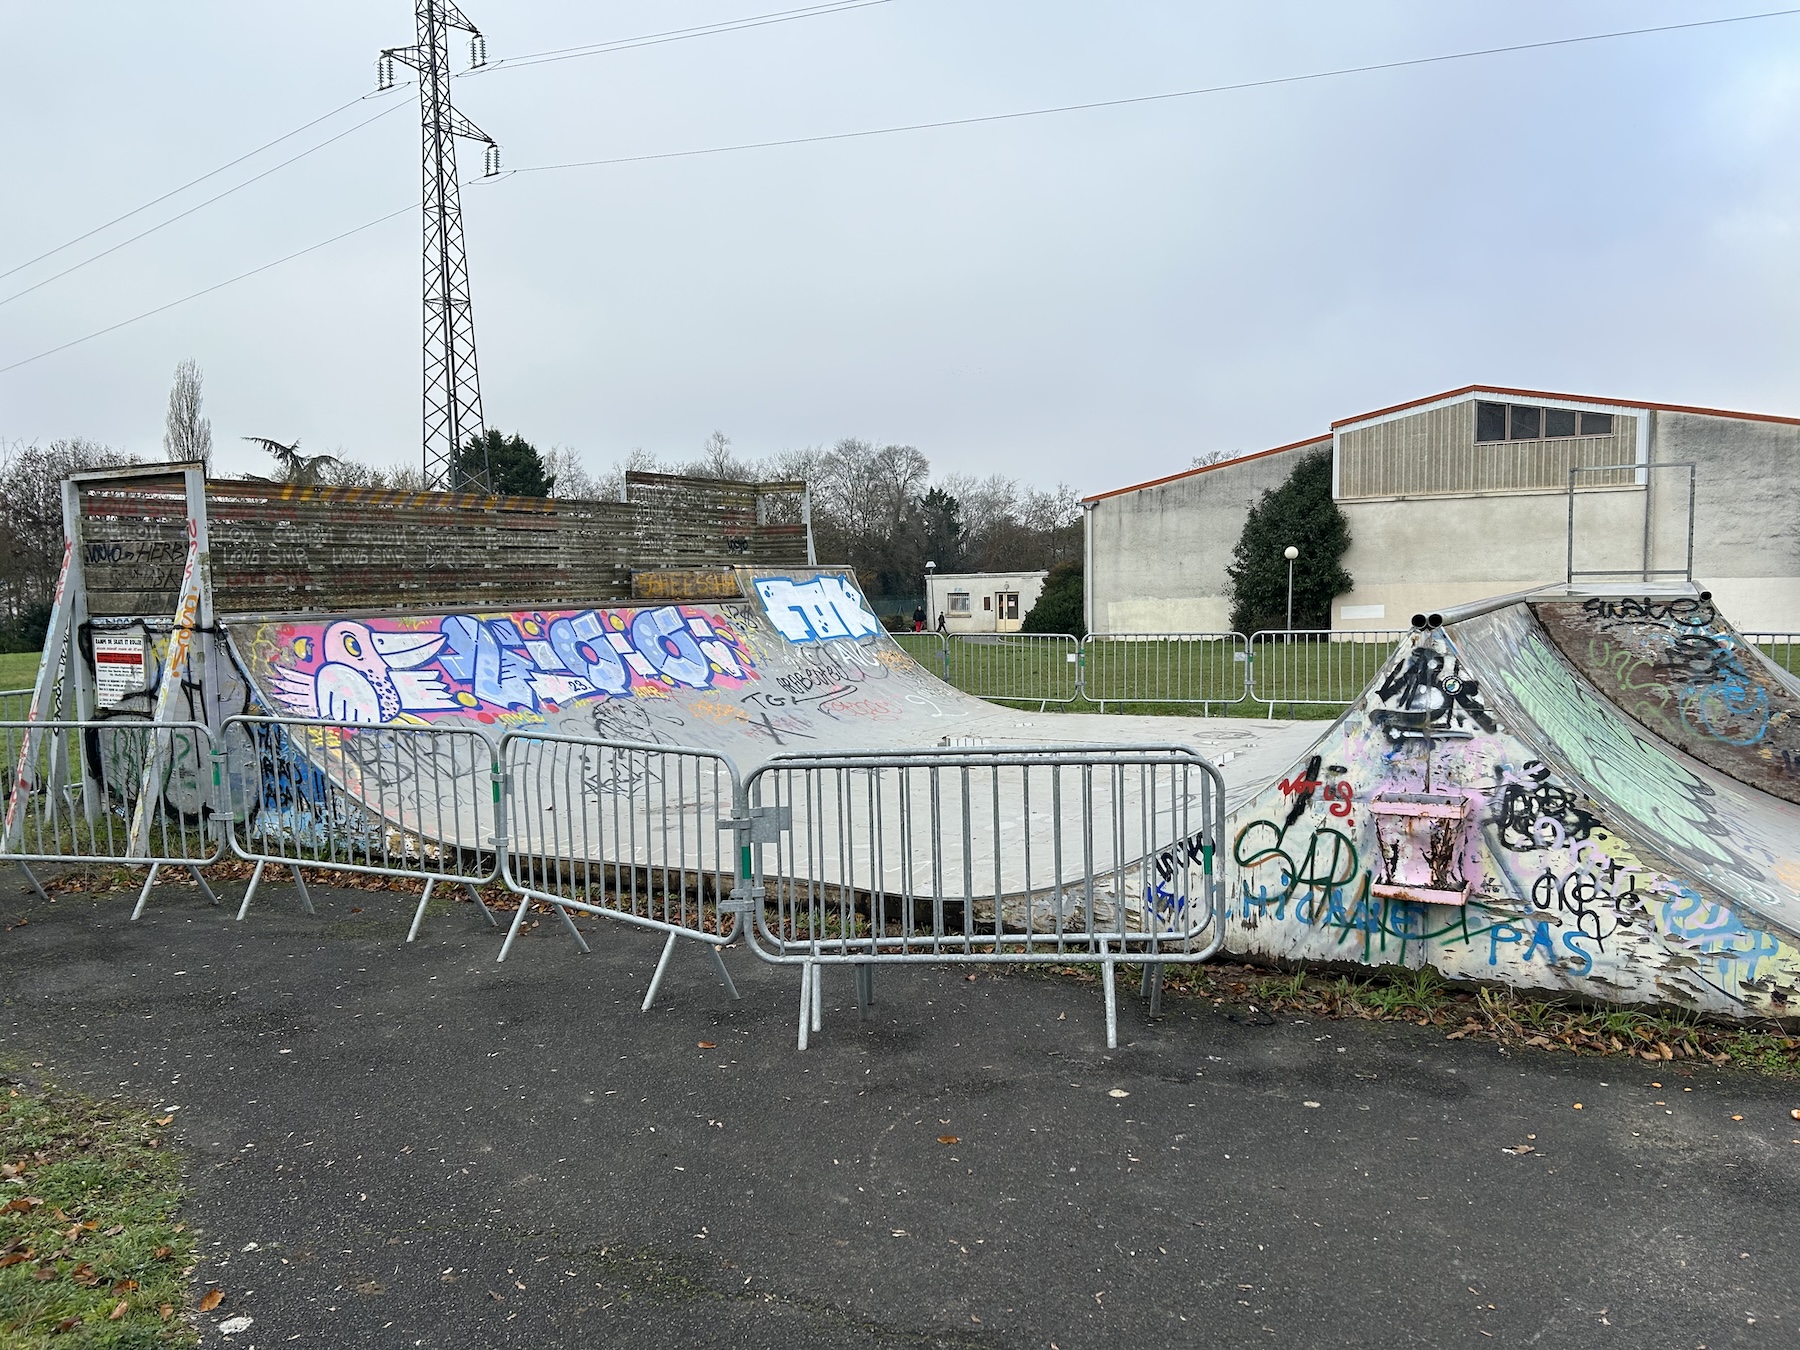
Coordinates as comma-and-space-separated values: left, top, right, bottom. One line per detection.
890, 632, 948, 676
220, 715, 504, 939
1247, 630, 1408, 714
1080, 633, 1249, 711
736, 745, 1225, 1048
0, 689, 35, 724
1746, 633, 1800, 685
942, 633, 1082, 706
498, 732, 741, 1006
1, 717, 222, 914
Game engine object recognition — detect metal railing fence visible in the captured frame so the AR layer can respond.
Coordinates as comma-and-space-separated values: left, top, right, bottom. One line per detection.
735, 744, 1225, 1048
1079, 633, 1250, 710
941, 633, 1081, 705
1247, 630, 1409, 714
498, 731, 741, 1005
0, 689, 35, 724
890, 632, 948, 675
1746, 633, 1800, 684
220, 715, 504, 938
1, 717, 222, 914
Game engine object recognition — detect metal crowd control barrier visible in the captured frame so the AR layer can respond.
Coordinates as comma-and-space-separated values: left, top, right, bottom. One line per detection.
1079, 633, 1250, 711
497, 731, 741, 1008
1248, 629, 1408, 716
733, 745, 1226, 1049
941, 633, 1081, 707
890, 631, 948, 676
0, 689, 34, 724
220, 715, 509, 941
1, 717, 222, 914
1747, 634, 1800, 689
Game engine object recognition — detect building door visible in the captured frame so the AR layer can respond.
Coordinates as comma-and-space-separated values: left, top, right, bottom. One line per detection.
995, 591, 1021, 632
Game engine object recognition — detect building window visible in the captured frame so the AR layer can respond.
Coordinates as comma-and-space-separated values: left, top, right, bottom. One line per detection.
983, 595, 992, 611
1476, 402, 1507, 442
948, 593, 970, 614
1478, 400, 1616, 444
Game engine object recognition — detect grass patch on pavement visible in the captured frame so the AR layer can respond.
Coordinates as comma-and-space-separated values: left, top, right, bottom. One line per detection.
0, 1068, 196, 1346
1137, 960, 1800, 1078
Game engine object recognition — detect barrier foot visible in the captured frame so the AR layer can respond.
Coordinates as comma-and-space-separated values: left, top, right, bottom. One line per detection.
706, 941, 741, 1001
16, 862, 48, 903
496, 896, 530, 963
797, 961, 813, 1051
854, 962, 874, 1020
555, 903, 591, 954
237, 860, 265, 921
290, 866, 315, 916
129, 863, 161, 921
466, 882, 499, 929
811, 958, 823, 1034
190, 866, 219, 906
1143, 964, 1164, 1016
1102, 958, 1119, 1050
407, 878, 437, 944
643, 931, 679, 1012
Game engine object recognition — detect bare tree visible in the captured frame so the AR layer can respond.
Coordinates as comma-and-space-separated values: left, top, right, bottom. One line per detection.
162, 359, 213, 470
0, 438, 138, 643
540, 445, 605, 499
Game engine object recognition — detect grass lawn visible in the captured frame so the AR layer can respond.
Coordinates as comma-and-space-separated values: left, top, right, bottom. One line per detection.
0, 652, 42, 691
0, 1069, 197, 1346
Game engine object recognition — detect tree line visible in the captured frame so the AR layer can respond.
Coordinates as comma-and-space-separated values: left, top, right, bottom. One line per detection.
0, 365, 1082, 650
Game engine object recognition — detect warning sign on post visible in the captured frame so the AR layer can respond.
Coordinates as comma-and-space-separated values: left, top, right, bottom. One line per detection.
93, 632, 147, 708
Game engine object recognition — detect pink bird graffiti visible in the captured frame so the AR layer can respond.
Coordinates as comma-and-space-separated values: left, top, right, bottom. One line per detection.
270, 621, 452, 724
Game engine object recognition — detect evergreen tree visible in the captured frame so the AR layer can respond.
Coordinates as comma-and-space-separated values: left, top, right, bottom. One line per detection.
459, 429, 555, 497
917, 486, 967, 574
1020, 559, 1085, 638
1225, 448, 1352, 633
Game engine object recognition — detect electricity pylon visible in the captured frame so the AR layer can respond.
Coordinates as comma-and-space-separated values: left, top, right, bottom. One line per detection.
379, 2, 500, 492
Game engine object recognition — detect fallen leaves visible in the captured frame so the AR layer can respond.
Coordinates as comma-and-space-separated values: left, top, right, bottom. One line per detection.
937, 1136, 960, 1145
1108, 1089, 1130, 1099
1572, 1103, 1583, 1111
109, 1298, 129, 1321
1501, 1144, 1536, 1156
198, 1287, 224, 1312
696, 1042, 716, 1050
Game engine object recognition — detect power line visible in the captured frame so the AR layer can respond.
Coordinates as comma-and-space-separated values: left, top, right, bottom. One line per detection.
0, 2, 886, 290
0, 101, 410, 312
496, 6, 1800, 178
0, 87, 406, 285
0, 205, 416, 378
462, 0, 893, 75
5, 6, 1797, 380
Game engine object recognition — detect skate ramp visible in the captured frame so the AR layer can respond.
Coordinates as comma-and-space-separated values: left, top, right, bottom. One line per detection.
1225, 590, 1800, 1019
218, 567, 1312, 908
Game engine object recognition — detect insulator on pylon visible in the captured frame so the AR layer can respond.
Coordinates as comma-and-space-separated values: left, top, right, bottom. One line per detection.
483, 143, 501, 177
377, 54, 393, 90
470, 35, 487, 69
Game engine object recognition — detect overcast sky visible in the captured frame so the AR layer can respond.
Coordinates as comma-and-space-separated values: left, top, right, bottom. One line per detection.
3, 1, 1799, 494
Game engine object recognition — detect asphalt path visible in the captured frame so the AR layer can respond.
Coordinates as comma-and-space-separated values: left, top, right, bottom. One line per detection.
2, 871, 1796, 1349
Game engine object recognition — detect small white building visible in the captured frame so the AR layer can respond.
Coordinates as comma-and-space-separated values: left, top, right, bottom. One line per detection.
925, 570, 1048, 634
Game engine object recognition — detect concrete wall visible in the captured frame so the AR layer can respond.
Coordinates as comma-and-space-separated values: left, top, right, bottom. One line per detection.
1332, 487, 1646, 631
1654, 410, 1800, 631
1084, 440, 1325, 634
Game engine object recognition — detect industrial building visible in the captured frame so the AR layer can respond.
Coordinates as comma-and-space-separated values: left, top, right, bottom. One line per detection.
1082, 384, 1800, 634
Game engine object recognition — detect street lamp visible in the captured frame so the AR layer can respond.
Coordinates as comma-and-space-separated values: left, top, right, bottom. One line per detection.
1283, 546, 1299, 632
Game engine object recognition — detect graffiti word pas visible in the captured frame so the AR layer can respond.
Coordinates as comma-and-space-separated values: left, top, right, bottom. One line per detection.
754, 575, 882, 645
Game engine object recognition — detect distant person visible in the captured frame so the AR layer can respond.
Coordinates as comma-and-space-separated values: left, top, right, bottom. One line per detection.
935, 612, 947, 633
912, 605, 926, 632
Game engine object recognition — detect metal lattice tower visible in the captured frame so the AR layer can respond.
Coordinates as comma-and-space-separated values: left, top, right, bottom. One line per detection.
379, 2, 499, 492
